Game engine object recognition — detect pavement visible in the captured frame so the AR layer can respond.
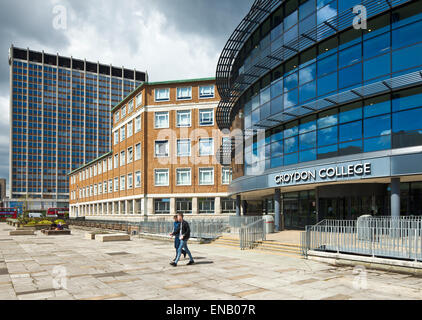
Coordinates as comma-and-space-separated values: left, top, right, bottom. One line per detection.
0, 223, 421, 300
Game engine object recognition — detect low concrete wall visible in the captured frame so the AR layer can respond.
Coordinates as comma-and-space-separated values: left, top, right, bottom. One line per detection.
95, 234, 131, 242
308, 250, 422, 275
9, 230, 35, 236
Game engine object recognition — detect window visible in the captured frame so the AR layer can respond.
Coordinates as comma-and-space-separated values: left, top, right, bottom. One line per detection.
136, 93, 142, 107
199, 85, 215, 98
135, 115, 141, 133
108, 158, 112, 171
127, 147, 133, 164
114, 154, 118, 169
120, 151, 126, 166
120, 126, 125, 142
135, 143, 141, 161
155, 112, 169, 128
222, 167, 232, 185
103, 160, 107, 173
176, 110, 191, 127
94, 184, 97, 196
177, 139, 191, 157
199, 198, 215, 214
155, 141, 169, 157
127, 173, 133, 189
128, 100, 133, 114
155, 88, 170, 101
127, 121, 133, 138
114, 111, 120, 123
199, 109, 214, 126
120, 176, 126, 191
109, 180, 113, 193
114, 178, 119, 192
103, 181, 107, 194
222, 198, 236, 214
114, 131, 119, 145
94, 165, 97, 176
155, 169, 169, 186
98, 163, 102, 175
176, 168, 191, 186
176, 198, 192, 214
121, 106, 126, 118
154, 199, 170, 214
135, 171, 141, 188
177, 87, 192, 100
199, 168, 214, 185
199, 138, 214, 156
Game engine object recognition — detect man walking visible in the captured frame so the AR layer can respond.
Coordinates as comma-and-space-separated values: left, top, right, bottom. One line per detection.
172, 215, 186, 262
170, 213, 195, 267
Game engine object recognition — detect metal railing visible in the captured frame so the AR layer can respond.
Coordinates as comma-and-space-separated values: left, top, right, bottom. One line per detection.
240, 219, 266, 250
301, 217, 422, 262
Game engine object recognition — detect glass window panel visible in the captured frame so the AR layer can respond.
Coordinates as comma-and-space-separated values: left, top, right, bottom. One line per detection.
284, 72, 298, 92
299, 0, 315, 20
299, 63, 316, 85
392, 20, 422, 50
364, 135, 391, 152
339, 120, 362, 142
284, 9, 298, 30
284, 24, 298, 44
392, 1, 422, 29
284, 89, 298, 109
339, 63, 362, 89
317, 53, 337, 77
364, 95, 391, 117
271, 141, 283, 157
299, 115, 317, 134
260, 86, 271, 105
318, 126, 338, 146
339, 102, 362, 123
364, 114, 391, 138
300, 149, 317, 162
284, 136, 298, 153
338, 0, 360, 13
317, 71, 337, 96
339, 140, 363, 156
364, 53, 391, 81
284, 121, 299, 138
299, 131, 317, 150
317, 3, 337, 25
284, 152, 298, 165
271, 79, 283, 99
392, 42, 422, 73
270, 95, 283, 115
339, 28, 362, 50
339, 43, 362, 68
393, 107, 422, 133
271, 157, 283, 168
299, 13, 316, 35
392, 87, 422, 112
318, 144, 338, 159
364, 32, 391, 60
318, 109, 338, 128
260, 102, 271, 120
299, 81, 316, 102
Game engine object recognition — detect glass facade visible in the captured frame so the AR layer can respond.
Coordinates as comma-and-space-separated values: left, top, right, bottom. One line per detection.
231, 1, 422, 175
10, 48, 145, 206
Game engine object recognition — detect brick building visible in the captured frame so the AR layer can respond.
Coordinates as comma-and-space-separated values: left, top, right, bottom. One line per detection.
68, 78, 235, 219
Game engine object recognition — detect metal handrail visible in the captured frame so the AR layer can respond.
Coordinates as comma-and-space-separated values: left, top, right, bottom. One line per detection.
240, 218, 266, 250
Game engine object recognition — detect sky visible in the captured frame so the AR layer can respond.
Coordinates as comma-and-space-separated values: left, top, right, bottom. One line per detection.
0, 0, 253, 193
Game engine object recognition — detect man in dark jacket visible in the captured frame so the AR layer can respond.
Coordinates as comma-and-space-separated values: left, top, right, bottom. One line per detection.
172, 215, 186, 262
170, 213, 194, 267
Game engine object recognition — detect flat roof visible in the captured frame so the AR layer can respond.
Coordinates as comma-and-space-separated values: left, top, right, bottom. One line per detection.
111, 77, 216, 113
68, 151, 112, 176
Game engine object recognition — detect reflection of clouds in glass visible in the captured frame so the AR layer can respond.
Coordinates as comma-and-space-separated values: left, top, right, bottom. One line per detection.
300, 132, 316, 146
300, 67, 316, 84
319, 116, 338, 127
381, 130, 392, 136
317, 5, 337, 24
284, 137, 297, 153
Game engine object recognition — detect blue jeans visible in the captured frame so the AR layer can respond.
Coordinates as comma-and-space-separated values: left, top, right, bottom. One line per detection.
174, 240, 194, 264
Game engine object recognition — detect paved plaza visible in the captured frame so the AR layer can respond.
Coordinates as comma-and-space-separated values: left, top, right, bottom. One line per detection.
0, 223, 421, 300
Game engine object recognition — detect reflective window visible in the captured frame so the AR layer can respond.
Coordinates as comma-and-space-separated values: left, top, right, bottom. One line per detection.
364, 114, 391, 138
364, 95, 391, 118
339, 103, 362, 124
317, 53, 337, 77
318, 126, 337, 146
339, 43, 362, 68
393, 108, 422, 133
299, 131, 316, 150
364, 135, 391, 152
318, 109, 338, 128
363, 32, 390, 59
364, 53, 391, 81
392, 18, 422, 50
317, 72, 337, 96
339, 121, 362, 142
339, 63, 362, 89
284, 136, 298, 153
392, 42, 422, 73
392, 87, 422, 112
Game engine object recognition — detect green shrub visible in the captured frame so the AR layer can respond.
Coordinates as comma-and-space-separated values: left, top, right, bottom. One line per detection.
55, 219, 65, 225
39, 220, 53, 225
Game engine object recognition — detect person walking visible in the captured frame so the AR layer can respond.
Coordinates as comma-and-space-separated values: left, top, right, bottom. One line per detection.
172, 215, 186, 262
170, 213, 195, 267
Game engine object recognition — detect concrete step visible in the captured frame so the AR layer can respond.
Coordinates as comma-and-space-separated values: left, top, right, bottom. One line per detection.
212, 237, 302, 255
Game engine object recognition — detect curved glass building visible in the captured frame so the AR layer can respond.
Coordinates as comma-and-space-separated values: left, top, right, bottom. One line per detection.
216, 0, 422, 229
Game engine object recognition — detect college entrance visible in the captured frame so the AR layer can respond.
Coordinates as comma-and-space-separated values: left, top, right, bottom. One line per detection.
283, 183, 390, 230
